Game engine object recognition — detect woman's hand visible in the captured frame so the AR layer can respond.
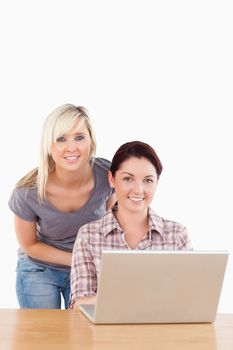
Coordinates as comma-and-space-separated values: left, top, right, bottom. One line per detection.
72, 296, 96, 310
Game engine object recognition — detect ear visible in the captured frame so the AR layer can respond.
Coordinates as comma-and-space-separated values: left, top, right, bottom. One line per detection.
108, 171, 115, 188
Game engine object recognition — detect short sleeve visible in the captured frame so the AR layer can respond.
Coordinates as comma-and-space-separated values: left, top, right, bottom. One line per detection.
8, 187, 37, 221
94, 157, 115, 199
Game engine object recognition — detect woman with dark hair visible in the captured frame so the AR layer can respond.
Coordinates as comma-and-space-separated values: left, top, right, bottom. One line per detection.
70, 141, 192, 309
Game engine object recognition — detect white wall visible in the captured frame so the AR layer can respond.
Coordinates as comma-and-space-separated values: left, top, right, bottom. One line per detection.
0, 1, 232, 311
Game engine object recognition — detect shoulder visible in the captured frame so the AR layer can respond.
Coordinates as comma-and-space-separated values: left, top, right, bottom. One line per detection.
9, 186, 38, 201
92, 157, 113, 195
76, 209, 114, 241
149, 208, 189, 241
161, 217, 187, 235
149, 208, 185, 231
75, 217, 103, 248
93, 157, 111, 172
8, 186, 39, 220
77, 213, 105, 236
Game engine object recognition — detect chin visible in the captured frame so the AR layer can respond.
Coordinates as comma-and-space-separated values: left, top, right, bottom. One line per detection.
128, 205, 146, 213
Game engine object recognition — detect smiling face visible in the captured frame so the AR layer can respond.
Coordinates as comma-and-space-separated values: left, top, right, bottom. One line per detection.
108, 156, 158, 214
51, 119, 92, 173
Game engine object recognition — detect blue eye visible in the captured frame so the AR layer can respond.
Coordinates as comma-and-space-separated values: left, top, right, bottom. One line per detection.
56, 136, 66, 142
75, 135, 85, 141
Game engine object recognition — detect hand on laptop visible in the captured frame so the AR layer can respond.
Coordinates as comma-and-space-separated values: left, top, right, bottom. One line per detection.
73, 295, 96, 310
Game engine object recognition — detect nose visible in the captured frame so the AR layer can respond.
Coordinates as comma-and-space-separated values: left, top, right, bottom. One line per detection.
132, 181, 144, 194
66, 138, 77, 152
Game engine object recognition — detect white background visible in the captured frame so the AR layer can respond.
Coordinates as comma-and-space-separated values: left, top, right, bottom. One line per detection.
0, 1, 232, 311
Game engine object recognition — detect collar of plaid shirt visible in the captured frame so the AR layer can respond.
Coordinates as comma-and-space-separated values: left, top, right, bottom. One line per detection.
100, 205, 164, 239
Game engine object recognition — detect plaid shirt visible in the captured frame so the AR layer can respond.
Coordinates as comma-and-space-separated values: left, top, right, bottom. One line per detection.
70, 206, 192, 307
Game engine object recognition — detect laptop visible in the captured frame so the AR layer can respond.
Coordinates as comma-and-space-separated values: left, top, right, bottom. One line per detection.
79, 250, 229, 324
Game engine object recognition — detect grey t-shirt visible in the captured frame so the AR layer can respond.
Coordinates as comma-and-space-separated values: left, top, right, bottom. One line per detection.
8, 157, 114, 271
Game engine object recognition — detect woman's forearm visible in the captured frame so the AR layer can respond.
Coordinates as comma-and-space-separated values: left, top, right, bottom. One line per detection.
22, 241, 72, 266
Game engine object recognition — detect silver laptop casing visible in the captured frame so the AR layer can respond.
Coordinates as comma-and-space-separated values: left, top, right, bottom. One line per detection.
79, 250, 228, 324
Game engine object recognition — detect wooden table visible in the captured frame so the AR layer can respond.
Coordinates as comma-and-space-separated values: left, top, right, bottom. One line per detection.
0, 310, 233, 350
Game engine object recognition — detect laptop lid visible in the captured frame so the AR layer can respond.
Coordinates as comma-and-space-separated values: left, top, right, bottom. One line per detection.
80, 250, 229, 324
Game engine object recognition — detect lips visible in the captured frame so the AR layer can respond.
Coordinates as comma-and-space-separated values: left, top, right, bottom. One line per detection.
64, 156, 79, 160
128, 197, 145, 202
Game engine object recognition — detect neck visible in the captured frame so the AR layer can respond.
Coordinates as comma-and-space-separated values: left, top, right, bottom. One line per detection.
115, 207, 149, 233
51, 163, 92, 188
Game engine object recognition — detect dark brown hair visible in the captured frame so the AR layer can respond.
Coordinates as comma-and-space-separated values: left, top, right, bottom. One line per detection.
110, 141, 163, 177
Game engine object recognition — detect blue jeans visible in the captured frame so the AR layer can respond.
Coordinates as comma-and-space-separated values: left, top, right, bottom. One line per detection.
16, 258, 70, 309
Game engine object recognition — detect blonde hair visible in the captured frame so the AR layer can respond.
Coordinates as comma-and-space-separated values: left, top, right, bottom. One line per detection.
16, 104, 96, 202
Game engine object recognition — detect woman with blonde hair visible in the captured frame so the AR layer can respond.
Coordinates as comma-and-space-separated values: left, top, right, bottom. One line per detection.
9, 104, 115, 309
